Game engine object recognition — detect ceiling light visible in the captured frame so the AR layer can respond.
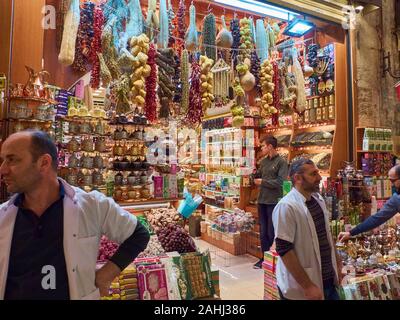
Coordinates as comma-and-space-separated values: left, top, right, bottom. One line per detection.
213, 0, 298, 21
283, 18, 315, 37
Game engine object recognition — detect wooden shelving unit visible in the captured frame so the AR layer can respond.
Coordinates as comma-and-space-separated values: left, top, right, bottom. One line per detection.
258, 43, 349, 177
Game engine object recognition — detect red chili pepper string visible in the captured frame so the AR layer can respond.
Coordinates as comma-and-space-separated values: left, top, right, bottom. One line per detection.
145, 43, 158, 123
186, 59, 203, 125
272, 61, 280, 126
90, 6, 104, 89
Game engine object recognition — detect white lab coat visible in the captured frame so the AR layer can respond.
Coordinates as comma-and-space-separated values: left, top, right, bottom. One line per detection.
272, 188, 339, 300
0, 179, 137, 300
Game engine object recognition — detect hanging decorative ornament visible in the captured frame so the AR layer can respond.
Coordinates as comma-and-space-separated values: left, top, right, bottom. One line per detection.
202, 13, 217, 60
58, 0, 80, 66
145, 43, 157, 122
158, 0, 169, 49
211, 58, 230, 98
185, 4, 198, 51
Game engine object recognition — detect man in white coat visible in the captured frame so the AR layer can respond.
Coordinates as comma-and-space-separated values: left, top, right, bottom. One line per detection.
272, 158, 342, 300
0, 131, 150, 300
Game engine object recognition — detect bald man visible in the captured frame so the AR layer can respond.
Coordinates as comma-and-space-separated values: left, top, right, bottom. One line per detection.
338, 164, 400, 242
0, 130, 149, 300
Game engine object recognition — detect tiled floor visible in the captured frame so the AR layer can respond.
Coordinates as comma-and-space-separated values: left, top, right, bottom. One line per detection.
195, 239, 264, 300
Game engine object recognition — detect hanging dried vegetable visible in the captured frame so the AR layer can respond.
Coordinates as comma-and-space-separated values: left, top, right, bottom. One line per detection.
146, 0, 159, 41
202, 14, 216, 60
239, 18, 252, 63
272, 61, 280, 120
156, 48, 176, 101
291, 48, 307, 113
102, 22, 121, 79
115, 74, 131, 115
172, 53, 182, 104
72, 2, 94, 72
120, 0, 144, 52
279, 55, 297, 110
231, 77, 245, 127
216, 16, 233, 49
185, 4, 198, 51
180, 50, 189, 115
199, 56, 214, 110
98, 53, 112, 87
90, 6, 104, 89
145, 43, 158, 123
56, 0, 71, 50
158, 0, 169, 49
230, 18, 241, 67
250, 51, 261, 95
130, 34, 151, 107
249, 17, 256, 45
186, 59, 202, 125
260, 59, 277, 117
167, 0, 175, 47
255, 19, 268, 63
58, 0, 80, 66
174, 0, 186, 56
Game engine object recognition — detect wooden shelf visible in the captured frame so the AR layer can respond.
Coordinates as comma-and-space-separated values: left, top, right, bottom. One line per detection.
118, 198, 183, 206
294, 122, 335, 130
356, 150, 394, 153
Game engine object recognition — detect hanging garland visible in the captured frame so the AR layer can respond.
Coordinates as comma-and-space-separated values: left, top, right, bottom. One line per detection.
172, 53, 182, 104
202, 14, 216, 60
167, 0, 175, 47
230, 18, 241, 68
186, 58, 203, 125
145, 43, 158, 122
158, 0, 169, 48
72, 1, 94, 72
174, 0, 186, 56
180, 50, 189, 115
250, 51, 261, 95
90, 6, 104, 89
271, 61, 280, 125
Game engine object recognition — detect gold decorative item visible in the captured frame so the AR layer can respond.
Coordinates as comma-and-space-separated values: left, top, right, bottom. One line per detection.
24, 66, 49, 98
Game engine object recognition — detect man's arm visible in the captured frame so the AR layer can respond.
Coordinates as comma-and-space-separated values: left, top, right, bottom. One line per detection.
350, 195, 400, 236
261, 159, 288, 189
96, 221, 150, 296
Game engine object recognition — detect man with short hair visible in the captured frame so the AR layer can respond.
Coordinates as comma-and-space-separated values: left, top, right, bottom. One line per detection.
338, 164, 400, 242
253, 135, 288, 269
272, 158, 342, 300
0, 130, 150, 300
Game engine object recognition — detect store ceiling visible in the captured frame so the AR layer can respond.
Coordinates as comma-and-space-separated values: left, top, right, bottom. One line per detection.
264, 0, 356, 24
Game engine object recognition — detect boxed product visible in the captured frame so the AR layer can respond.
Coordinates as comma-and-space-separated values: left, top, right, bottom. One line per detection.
137, 263, 169, 300
387, 273, 400, 299
168, 174, 178, 199
181, 252, 214, 299
163, 175, 170, 198
171, 256, 192, 300
153, 176, 164, 198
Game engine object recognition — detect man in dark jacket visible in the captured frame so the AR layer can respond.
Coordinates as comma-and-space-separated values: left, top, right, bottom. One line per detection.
253, 136, 288, 269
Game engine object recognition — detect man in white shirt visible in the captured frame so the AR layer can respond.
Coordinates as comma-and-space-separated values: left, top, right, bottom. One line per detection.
272, 158, 342, 300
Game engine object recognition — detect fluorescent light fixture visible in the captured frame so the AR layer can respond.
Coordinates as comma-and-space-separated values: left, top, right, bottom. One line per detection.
283, 19, 314, 37
213, 0, 298, 21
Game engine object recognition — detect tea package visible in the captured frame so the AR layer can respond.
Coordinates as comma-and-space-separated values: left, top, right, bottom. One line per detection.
137, 263, 169, 300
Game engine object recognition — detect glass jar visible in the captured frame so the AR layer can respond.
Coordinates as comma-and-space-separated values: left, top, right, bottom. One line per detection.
114, 172, 124, 186
69, 121, 80, 134
80, 122, 92, 134
114, 186, 123, 201
93, 154, 103, 169
94, 119, 105, 135
93, 171, 103, 186
81, 155, 94, 169
68, 153, 80, 168
81, 137, 94, 152
66, 171, 78, 186
95, 137, 107, 153
140, 185, 151, 199
83, 172, 93, 186
67, 137, 80, 152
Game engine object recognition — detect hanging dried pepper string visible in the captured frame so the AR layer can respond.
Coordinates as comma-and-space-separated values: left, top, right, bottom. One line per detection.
145, 43, 158, 123
90, 6, 104, 89
272, 61, 280, 126
186, 57, 203, 125
72, 1, 94, 72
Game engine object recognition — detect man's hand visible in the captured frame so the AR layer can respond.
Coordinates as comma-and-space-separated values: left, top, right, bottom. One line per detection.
95, 261, 121, 297
338, 231, 351, 243
254, 178, 262, 186
303, 283, 324, 300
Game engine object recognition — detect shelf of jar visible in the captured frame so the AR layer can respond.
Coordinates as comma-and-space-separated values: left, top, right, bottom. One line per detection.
293, 123, 336, 132
58, 116, 110, 122
205, 172, 240, 177
262, 126, 293, 132
7, 117, 53, 123
60, 149, 113, 155
108, 121, 151, 127
62, 132, 111, 138
8, 95, 54, 103
58, 165, 108, 170
291, 145, 333, 152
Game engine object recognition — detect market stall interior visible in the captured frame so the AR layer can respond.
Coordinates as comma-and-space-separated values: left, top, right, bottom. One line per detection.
1, 0, 399, 300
